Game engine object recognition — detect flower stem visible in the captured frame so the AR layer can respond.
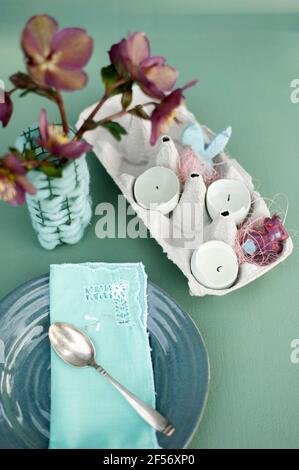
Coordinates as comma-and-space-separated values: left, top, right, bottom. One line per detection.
99, 109, 127, 123
56, 91, 69, 135
75, 93, 109, 140
99, 102, 155, 124
7, 87, 17, 96
75, 78, 127, 141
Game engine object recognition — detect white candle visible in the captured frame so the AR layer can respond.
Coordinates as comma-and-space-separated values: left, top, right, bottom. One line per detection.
134, 166, 180, 215
191, 240, 239, 289
206, 178, 251, 225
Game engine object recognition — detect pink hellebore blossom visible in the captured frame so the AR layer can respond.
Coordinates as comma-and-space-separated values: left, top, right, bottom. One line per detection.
0, 92, 13, 127
21, 15, 93, 91
150, 81, 197, 145
0, 154, 36, 206
109, 32, 177, 99
38, 109, 92, 160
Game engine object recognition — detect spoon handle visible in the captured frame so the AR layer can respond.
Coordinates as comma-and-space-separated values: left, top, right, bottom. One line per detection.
93, 364, 175, 436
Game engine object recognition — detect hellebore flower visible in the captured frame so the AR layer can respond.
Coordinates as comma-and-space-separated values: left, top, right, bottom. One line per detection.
109, 32, 177, 99
0, 92, 13, 127
150, 81, 197, 145
21, 15, 93, 91
0, 154, 36, 206
38, 109, 92, 159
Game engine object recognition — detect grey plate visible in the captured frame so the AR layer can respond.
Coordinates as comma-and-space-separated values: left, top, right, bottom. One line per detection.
0, 275, 209, 449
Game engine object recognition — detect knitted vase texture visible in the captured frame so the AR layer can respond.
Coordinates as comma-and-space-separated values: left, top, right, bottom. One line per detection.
15, 125, 92, 250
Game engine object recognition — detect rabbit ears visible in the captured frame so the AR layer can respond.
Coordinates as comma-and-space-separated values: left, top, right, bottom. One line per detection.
181, 122, 232, 166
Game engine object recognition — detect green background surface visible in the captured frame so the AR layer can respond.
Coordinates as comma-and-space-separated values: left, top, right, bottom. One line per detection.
1, 0, 299, 449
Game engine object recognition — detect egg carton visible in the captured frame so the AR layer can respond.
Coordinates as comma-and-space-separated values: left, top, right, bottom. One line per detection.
78, 87, 293, 296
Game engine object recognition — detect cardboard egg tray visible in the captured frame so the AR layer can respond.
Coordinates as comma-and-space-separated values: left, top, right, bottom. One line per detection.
78, 87, 293, 296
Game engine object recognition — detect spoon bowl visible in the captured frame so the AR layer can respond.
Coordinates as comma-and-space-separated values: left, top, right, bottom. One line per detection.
49, 322, 96, 368
48, 322, 175, 436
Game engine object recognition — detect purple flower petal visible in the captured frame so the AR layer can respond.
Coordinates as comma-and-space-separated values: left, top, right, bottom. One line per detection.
4, 154, 25, 175
16, 175, 37, 195
37, 108, 92, 160
0, 175, 25, 206
52, 140, 92, 159
45, 67, 88, 91
150, 89, 184, 145
181, 79, 198, 91
51, 28, 93, 68
109, 33, 150, 79
22, 16, 93, 91
150, 81, 197, 145
39, 109, 50, 143
109, 39, 130, 77
108, 32, 177, 100
0, 93, 13, 128
126, 32, 150, 68
142, 63, 177, 93
0, 154, 36, 203
138, 78, 166, 100
27, 64, 48, 88
11, 183, 26, 206
22, 15, 58, 61
140, 56, 166, 68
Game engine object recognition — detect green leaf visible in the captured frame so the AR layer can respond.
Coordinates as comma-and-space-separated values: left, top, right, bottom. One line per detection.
9, 147, 39, 164
101, 64, 120, 93
10, 72, 58, 102
101, 64, 133, 96
80, 119, 127, 141
39, 164, 62, 178
129, 105, 151, 120
10, 72, 36, 89
19, 87, 57, 103
8, 147, 24, 159
100, 121, 127, 141
19, 89, 32, 98
121, 87, 133, 110
24, 149, 38, 160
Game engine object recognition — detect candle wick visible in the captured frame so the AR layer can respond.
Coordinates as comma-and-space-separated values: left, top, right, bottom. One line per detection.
227, 194, 231, 202
156, 186, 159, 190
221, 210, 230, 217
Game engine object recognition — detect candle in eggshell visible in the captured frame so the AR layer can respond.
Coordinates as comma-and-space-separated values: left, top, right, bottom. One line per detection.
191, 240, 239, 290
206, 179, 251, 226
134, 166, 180, 215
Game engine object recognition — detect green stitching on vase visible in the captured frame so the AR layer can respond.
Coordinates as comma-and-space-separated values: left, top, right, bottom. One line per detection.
22, 126, 35, 152
17, 126, 91, 250
37, 200, 45, 226
21, 126, 49, 159
56, 226, 62, 245
47, 175, 54, 199
74, 160, 79, 187
65, 197, 72, 225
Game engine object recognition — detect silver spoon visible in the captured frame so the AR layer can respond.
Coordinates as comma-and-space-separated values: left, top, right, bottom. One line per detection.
48, 322, 175, 437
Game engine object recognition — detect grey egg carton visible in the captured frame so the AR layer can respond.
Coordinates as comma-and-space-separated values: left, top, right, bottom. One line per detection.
78, 87, 293, 296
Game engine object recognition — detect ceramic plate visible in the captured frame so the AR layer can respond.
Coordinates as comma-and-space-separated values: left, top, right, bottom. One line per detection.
0, 275, 209, 449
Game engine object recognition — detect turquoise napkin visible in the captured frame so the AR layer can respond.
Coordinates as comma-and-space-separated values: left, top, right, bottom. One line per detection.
49, 262, 159, 449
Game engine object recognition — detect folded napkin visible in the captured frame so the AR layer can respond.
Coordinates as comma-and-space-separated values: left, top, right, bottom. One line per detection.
49, 262, 159, 449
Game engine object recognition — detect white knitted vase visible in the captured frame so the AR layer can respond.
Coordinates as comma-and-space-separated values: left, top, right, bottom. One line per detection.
16, 125, 92, 250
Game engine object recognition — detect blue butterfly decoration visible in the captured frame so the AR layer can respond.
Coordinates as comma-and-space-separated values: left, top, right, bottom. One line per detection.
181, 123, 232, 166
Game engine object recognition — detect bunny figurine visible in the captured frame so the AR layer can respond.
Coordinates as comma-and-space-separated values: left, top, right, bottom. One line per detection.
241, 214, 289, 264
